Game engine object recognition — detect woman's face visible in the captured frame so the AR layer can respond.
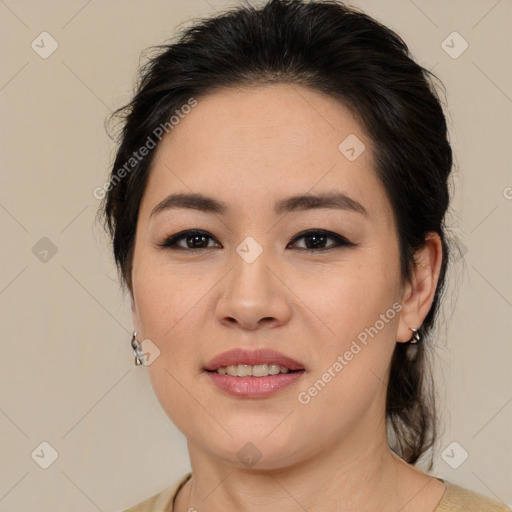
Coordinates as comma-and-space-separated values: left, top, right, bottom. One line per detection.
131, 84, 412, 468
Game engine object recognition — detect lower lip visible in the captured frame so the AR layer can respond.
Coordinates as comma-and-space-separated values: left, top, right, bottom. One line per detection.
205, 370, 305, 398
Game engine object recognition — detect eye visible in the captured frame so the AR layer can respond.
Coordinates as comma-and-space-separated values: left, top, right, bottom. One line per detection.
287, 229, 354, 251
157, 229, 353, 252
157, 230, 220, 250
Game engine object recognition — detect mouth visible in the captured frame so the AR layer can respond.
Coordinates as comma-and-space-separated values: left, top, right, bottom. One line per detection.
203, 348, 306, 398
204, 347, 305, 372
204, 369, 305, 398
206, 364, 304, 377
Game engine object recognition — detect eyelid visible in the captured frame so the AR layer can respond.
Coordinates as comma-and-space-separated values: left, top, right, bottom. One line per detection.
287, 229, 354, 250
156, 228, 354, 251
156, 229, 220, 250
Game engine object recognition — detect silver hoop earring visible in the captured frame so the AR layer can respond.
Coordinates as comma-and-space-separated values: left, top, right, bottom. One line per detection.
131, 331, 144, 365
409, 327, 421, 344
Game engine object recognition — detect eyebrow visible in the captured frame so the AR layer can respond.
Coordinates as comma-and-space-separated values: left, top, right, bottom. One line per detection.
150, 191, 368, 218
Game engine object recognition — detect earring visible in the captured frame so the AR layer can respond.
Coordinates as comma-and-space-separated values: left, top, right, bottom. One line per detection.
131, 331, 144, 365
409, 327, 421, 344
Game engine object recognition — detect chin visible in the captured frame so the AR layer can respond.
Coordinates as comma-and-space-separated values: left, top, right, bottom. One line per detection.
194, 432, 311, 471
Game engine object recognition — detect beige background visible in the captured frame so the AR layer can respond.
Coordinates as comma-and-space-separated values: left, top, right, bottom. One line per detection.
1, 0, 511, 510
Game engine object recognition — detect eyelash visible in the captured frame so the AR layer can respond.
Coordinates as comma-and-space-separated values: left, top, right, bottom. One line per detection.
156, 229, 355, 252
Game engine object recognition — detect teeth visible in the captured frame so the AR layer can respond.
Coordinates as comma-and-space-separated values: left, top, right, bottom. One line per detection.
215, 364, 294, 377
269, 364, 282, 375
237, 364, 252, 377
252, 364, 269, 377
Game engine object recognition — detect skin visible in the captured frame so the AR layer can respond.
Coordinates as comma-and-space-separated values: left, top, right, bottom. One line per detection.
130, 83, 445, 511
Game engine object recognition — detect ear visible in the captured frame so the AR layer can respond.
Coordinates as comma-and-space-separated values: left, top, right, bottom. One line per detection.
396, 232, 443, 343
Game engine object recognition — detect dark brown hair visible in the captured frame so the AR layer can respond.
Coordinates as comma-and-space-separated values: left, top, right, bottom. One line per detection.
98, 0, 452, 467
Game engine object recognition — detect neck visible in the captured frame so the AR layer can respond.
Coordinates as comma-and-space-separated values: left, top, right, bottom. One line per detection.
174, 428, 433, 512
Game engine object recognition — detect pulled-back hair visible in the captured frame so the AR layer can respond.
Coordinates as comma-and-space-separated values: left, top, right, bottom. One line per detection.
99, 0, 452, 467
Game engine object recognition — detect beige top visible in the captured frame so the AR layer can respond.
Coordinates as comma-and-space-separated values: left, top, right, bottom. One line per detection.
122, 473, 510, 512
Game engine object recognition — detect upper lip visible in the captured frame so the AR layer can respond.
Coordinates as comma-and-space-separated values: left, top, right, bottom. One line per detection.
204, 348, 305, 371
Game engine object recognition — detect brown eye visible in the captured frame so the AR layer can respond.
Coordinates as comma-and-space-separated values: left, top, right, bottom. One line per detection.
157, 230, 220, 250
157, 229, 354, 252
287, 230, 354, 251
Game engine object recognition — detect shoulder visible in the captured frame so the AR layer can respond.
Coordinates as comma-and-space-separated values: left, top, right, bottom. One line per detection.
436, 479, 511, 512
120, 473, 192, 512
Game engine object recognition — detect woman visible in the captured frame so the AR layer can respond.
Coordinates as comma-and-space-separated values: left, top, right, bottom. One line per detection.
99, 0, 509, 510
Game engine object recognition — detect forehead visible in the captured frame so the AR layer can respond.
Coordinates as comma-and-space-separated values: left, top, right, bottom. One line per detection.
140, 84, 391, 222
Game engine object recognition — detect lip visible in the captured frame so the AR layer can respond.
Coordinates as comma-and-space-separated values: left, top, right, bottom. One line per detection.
206, 371, 305, 398
203, 348, 305, 371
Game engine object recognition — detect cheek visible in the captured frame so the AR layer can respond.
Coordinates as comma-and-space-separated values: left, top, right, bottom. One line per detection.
133, 243, 401, 369
133, 266, 210, 433
132, 253, 209, 338
292, 285, 400, 443
131, 260, 210, 419
302, 254, 400, 341
131, 239, 402, 443
297, 257, 401, 403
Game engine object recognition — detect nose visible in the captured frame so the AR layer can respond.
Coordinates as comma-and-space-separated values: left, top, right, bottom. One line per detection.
215, 250, 292, 331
